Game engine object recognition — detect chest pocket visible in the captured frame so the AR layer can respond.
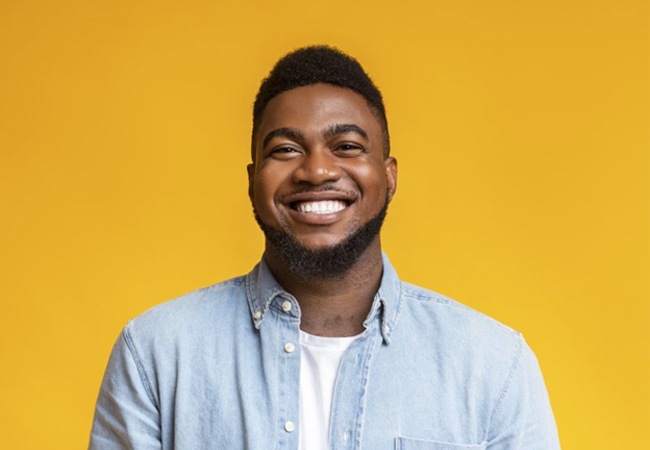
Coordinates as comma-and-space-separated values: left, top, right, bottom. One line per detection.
396, 437, 487, 450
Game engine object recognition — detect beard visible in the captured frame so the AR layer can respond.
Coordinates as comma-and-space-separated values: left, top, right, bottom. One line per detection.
254, 199, 388, 279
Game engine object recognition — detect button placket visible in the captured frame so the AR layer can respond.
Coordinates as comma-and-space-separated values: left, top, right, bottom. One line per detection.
274, 295, 300, 447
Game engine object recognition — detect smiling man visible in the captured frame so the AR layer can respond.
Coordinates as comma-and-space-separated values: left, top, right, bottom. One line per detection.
90, 46, 560, 449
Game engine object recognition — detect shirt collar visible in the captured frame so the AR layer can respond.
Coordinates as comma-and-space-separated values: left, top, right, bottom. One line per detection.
245, 257, 286, 330
367, 252, 403, 344
245, 252, 403, 343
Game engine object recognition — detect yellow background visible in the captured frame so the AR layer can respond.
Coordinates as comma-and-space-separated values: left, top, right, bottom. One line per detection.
1, 0, 648, 448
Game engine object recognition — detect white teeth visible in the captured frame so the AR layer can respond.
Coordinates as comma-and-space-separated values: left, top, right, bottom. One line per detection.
296, 200, 347, 214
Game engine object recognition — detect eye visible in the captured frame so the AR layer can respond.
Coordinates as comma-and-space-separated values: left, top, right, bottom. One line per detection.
333, 143, 364, 157
269, 146, 301, 160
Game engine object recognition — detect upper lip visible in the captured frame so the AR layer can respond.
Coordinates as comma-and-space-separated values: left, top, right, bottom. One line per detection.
280, 189, 358, 208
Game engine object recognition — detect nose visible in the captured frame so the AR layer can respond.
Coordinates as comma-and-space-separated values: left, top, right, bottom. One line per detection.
292, 149, 342, 185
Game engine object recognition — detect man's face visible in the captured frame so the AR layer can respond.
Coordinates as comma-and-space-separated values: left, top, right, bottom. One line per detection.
248, 83, 397, 275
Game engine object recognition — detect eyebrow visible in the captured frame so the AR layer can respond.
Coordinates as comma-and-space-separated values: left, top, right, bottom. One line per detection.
322, 123, 368, 140
262, 127, 304, 149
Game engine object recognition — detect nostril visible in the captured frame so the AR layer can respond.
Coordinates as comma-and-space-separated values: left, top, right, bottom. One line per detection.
293, 160, 341, 183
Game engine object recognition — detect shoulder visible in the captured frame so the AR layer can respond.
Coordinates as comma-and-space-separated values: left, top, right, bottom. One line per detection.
396, 281, 524, 368
400, 281, 519, 333
123, 275, 249, 346
137, 275, 245, 319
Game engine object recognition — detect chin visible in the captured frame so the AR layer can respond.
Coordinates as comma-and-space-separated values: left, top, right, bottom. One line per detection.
255, 201, 388, 279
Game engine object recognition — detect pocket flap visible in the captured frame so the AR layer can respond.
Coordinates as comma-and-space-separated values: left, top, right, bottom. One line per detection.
396, 436, 487, 450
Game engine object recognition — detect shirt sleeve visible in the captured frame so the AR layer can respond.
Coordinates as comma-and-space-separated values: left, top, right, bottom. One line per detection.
89, 326, 162, 450
486, 336, 561, 449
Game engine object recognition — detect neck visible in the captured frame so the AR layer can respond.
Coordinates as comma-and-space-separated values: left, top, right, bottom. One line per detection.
264, 241, 384, 337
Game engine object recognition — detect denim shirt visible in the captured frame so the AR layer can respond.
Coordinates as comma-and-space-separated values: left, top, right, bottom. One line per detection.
89, 254, 560, 449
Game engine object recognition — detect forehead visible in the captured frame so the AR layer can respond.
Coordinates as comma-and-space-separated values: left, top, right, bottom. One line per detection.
256, 83, 383, 140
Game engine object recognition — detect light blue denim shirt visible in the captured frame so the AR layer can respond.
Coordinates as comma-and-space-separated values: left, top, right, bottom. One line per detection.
90, 254, 559, 449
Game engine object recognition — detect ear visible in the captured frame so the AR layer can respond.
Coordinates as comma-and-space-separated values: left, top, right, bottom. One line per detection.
247, 163, 255, 203
384, 156, 398, 203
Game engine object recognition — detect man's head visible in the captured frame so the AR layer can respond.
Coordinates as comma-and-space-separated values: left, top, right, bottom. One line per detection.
248, 47, 397, 279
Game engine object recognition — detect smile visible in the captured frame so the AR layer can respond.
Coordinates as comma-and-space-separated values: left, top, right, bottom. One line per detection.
291, 200, 348, 214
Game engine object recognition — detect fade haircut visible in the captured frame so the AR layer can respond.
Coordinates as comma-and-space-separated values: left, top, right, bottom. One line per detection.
251, 45, 390, 161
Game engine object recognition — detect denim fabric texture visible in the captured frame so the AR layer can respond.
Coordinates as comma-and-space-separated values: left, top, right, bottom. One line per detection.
89, 254, 560, 449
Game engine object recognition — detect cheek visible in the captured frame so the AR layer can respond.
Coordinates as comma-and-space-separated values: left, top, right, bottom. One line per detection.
252, 183, 272, 212
350, 163, 388, 198
252, 168, 283, 213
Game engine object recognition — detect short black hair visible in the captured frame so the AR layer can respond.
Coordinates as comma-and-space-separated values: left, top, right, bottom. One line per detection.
251, 45, 390, 161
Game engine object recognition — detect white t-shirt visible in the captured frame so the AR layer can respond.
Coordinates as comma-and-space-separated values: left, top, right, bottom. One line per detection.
298, 331, 361, 450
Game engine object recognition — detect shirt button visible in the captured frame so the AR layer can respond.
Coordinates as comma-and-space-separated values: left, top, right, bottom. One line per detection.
383, 325, 391, 334
253, 310, 262, 320
281, 301, 292, 312
284, 421, 295, 432
284, 342, 295, 353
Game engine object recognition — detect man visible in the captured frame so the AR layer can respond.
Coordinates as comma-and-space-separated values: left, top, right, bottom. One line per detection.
90, 46, 560, 449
